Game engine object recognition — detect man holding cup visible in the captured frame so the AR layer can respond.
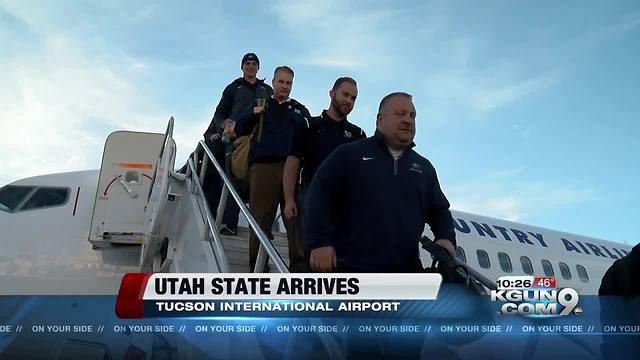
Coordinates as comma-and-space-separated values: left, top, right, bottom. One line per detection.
203, 53, 273, 236
235, 66, 311, 272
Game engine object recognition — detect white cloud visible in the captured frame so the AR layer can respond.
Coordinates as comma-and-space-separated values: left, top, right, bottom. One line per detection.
447, 169, 596, 222
470, 74, 555, 113
272, 1, 559, 119
423, 62, 558, 121
269, 0, 402, 71
453, 197, 525, 222
125, 56, 151, 72
0, 31, 183, 185
587, 10, 640, 43
305, 58, 359, 70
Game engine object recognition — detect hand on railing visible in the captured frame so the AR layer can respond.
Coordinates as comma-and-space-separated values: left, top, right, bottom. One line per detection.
420, 236, 493, 294
420, 236, 465, 283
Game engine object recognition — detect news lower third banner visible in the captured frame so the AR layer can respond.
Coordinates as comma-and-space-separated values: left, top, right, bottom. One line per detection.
115, 273, 443, 318
1, 274, 640, 359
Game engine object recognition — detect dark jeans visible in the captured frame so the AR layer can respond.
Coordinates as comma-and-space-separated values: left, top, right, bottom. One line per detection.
183, 140, 242, 230
206, 140, 241, 229
294, 186, 311, 272
204, 170, 241, 229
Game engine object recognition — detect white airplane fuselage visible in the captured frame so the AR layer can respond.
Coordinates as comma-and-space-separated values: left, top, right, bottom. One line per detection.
0, 169, 631, 295
0, 170, 140, 294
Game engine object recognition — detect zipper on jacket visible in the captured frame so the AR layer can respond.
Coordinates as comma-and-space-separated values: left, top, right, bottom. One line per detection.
390, 150, 407, 175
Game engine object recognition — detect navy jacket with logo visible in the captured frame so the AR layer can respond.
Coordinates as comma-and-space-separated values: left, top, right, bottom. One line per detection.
205, 77, 273, 139
304, 132, 456, 272
235, 97, 310, 164
289, 110, 366, 187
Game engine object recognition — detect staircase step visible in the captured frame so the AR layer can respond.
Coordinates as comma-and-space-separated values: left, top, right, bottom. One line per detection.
219, 228, 290, 273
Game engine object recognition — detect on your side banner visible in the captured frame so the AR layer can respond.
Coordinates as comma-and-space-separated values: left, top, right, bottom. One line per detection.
115, 273, 443, 319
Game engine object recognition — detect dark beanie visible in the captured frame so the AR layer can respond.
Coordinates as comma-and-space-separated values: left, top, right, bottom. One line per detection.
241, 53, 259, 67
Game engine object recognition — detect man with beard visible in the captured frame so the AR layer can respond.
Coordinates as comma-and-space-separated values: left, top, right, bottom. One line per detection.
282, 77, 366, 272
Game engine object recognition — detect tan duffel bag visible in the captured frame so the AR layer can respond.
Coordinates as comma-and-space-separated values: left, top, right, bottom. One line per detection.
231, 117, 263, 180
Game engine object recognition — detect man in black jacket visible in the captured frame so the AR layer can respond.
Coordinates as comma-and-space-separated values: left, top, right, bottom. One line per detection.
205, 53, 273, 141
305, 92, 456, 273
282, 77, 366, 272
203, 53, 273, 235
599, 243, 640, 296
599, 243, 639, 359
235, 66, 310, 272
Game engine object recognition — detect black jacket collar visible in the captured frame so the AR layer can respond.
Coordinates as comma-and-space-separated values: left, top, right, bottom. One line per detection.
234, 77, 266, 87
321, 110, 348, 124
373, 130, 416, 150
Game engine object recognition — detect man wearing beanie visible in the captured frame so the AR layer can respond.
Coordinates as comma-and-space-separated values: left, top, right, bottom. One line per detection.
203, 53, 273, 236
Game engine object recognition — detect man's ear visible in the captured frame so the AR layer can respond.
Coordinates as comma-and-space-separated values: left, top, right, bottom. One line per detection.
376, 113, 383, 127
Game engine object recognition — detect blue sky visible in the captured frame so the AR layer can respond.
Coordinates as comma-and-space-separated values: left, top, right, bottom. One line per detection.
1, 0, 638, 245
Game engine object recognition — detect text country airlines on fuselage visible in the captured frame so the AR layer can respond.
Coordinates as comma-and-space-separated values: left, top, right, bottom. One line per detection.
453, 217, 628, 260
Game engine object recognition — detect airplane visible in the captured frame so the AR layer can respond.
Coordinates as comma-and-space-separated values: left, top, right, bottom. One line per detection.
0, 118, 632, 360
0, 118, 631, 296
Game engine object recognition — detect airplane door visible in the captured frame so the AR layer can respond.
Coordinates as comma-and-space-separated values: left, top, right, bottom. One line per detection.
89, 131, 165, 246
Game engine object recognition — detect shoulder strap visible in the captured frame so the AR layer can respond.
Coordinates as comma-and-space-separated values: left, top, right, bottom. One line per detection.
256, 115, 264, 142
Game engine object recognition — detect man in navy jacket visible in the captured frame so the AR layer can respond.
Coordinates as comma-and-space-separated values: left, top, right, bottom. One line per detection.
305, 92, 456, 273
202, 53, 273, 235
235, 66, 310, 272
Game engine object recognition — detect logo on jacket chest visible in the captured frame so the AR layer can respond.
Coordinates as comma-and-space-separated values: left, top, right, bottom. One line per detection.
288, 105, 302, 115
409, 162, 423, 174
343, 130, 352, 139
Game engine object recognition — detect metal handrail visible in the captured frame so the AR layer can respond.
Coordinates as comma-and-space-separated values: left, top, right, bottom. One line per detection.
197, 140, 289, 273
146, 116, 175, 206
420, 236, 497, 291
186, 157, 230, 272
460, 260, 497, 291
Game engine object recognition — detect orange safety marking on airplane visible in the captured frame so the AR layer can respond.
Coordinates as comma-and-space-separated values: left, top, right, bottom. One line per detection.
118, 163, 153, 169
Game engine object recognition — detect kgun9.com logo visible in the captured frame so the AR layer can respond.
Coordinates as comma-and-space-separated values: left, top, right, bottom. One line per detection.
490, 276, 582, 317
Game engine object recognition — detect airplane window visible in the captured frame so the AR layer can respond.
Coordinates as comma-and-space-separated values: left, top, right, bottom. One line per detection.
476, 249, 490, 269
541, 259, 554, 276
455, 246, 467, 263
520, 256, 534, 275
576, 265, 589, 283
0, 185, 35, 212
559, 262, 572, 280
498, 252, 513, 273
20, 188, 69, 211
